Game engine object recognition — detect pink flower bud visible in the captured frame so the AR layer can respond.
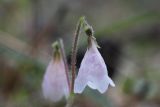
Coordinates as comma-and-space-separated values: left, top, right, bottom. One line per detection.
42, 56, 69, 102
74, 37, 115, 94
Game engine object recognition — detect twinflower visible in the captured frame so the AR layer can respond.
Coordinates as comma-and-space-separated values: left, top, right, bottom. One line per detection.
42, 42, 69, 102
74, 36, 115, 93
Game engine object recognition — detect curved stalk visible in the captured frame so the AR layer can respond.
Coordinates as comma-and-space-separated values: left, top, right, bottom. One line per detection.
59, 39, 70, 91
70, 17, 84, 93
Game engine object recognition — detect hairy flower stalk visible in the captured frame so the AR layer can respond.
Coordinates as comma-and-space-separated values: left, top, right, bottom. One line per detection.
71, 17, 84, 93
42, 42, 69, 102
59, 39, 70, 91
74, 21, 115, 93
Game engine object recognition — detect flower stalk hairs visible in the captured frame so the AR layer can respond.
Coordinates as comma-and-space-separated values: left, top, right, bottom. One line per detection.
42, 17, 115, 104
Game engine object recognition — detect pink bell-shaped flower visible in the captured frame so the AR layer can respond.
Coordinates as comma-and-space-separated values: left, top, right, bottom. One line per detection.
74, 36, 115, 94
42, 44, 69, 102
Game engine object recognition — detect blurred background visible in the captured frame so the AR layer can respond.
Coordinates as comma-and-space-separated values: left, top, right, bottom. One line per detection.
0, 0, 160, 107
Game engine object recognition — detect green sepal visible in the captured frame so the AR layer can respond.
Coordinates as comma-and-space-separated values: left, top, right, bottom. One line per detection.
51, 41, 61, 60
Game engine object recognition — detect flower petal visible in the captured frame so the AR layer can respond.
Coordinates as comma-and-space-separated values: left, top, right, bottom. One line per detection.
42, 59, 69, 102
87, 81, 97, 89
74, 73, 88, 93
107, 76, 115, 87
74, 38, 115, 94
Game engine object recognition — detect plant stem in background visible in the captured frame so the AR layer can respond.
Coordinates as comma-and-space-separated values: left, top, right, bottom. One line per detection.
70, 17, 84, 93
59, 39, 70, 91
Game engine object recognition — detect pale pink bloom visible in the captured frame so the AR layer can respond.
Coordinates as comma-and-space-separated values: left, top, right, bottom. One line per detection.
42, 57, 69, 102
74, 38, 115, 94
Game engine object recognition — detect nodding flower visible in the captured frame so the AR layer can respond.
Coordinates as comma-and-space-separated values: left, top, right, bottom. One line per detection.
74, 36, 115, 94
42, 42, 69, 102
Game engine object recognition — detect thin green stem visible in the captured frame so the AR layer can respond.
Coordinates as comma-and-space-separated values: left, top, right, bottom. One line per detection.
65, 94, 75, 107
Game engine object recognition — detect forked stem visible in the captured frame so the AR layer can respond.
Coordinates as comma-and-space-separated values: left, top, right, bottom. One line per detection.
66, 17, 93, 107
